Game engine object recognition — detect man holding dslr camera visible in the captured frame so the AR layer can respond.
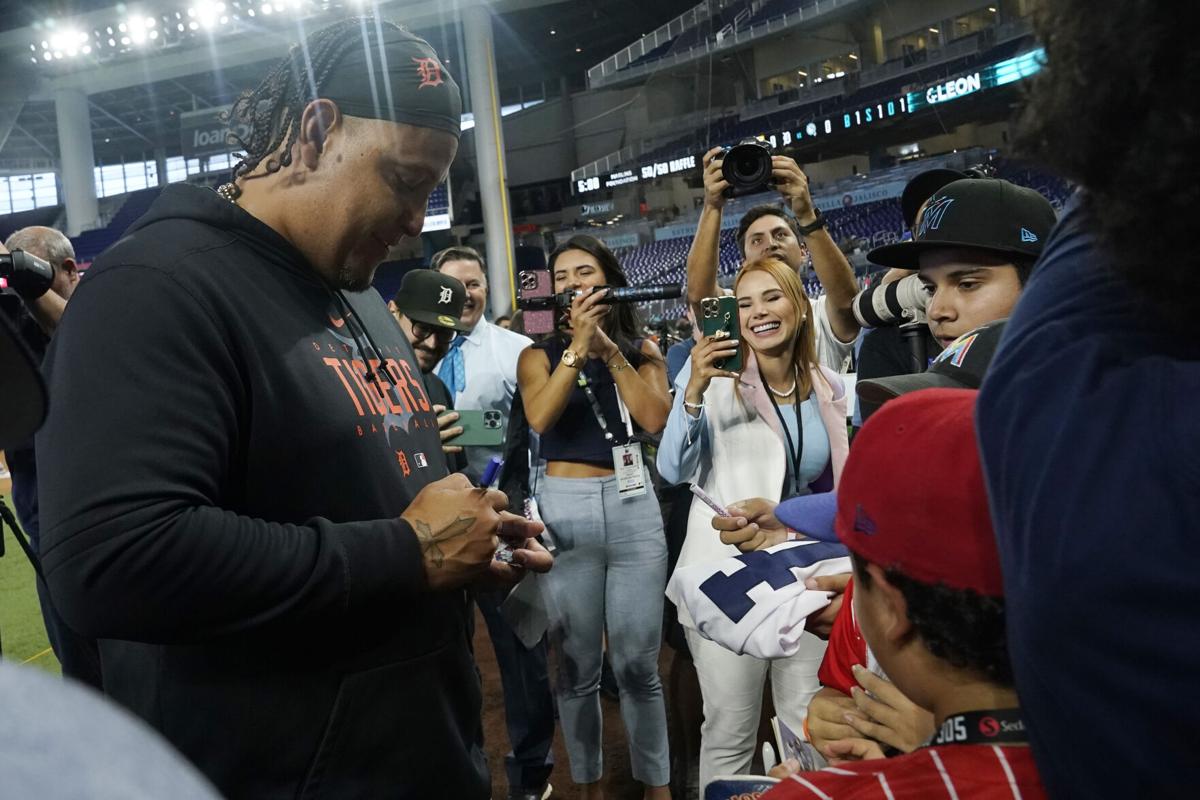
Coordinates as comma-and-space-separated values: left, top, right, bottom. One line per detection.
853, 172, 1056, 392
686, 144, 861, 372
0, 226, 101, 687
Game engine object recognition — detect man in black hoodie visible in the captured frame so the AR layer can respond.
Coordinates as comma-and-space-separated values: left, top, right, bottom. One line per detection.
35, 17, 550, 799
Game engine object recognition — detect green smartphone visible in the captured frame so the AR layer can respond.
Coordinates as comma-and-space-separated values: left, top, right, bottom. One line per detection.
447, 409, 506, 447
699, 295, 743, 373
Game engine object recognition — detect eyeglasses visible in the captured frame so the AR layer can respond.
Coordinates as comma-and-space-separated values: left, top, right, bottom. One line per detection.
410, 320, 456, 343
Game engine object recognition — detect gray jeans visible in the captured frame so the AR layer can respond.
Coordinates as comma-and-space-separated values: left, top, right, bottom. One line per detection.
537, 472, 670, 786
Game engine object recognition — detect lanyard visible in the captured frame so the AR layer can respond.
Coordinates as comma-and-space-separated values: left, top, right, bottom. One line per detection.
577, 369, 634, 443
765, 369, 804, 496
931, 709, 1027, 746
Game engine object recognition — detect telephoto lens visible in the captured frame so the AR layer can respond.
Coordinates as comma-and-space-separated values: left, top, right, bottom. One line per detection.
0, 250, 55, 301
851, 273, 932, 328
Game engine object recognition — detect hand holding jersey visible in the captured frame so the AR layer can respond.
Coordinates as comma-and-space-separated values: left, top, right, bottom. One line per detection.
665, 539, 851, 659
711, 497, 850, 638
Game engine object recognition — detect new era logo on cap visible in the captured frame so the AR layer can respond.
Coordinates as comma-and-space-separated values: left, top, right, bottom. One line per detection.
853, 505, 878, 535
1020, 227, 1039, 243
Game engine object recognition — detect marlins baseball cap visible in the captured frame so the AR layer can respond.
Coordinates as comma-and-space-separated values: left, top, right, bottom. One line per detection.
901, 168, 967, 230
835, 388, 1003, 596
856, 319, 1007, 416
868, 178, 1056, 269
392, 269, 470, 332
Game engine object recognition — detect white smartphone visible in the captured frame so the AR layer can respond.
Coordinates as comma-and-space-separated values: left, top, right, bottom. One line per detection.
689, 483, 730, 516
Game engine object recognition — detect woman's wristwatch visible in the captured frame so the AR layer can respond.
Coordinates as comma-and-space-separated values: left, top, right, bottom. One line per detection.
561, 348, 583, 369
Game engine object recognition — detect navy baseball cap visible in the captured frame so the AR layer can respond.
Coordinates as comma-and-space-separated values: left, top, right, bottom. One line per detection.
868, 178, 1056, 269
775, 491, 839, 543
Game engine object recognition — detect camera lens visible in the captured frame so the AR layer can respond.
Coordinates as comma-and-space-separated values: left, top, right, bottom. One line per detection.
721, 140, 773, 194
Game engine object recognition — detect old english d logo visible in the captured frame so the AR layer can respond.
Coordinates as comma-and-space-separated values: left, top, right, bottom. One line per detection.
412, 57, 444, 89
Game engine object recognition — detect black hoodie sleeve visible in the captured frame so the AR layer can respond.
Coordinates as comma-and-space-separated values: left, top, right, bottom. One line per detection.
36, 265, 429, 642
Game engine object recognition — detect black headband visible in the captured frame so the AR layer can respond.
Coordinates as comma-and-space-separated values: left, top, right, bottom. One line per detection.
319, 24, 462, 138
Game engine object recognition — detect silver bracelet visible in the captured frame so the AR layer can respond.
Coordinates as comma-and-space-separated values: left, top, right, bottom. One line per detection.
682, 399, 704, 412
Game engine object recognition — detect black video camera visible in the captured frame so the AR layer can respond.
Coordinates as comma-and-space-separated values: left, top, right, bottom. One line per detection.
516, 269, 683, 335
0, 250, 55, 301
719, 138, 774, 198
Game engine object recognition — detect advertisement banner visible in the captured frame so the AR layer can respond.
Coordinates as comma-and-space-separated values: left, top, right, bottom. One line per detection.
813, 180, 907, 211
180, 106, 248, 158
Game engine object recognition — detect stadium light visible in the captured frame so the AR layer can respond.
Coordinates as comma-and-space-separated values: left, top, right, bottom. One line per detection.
127, 16, 149, 44
193, 2, 224, 29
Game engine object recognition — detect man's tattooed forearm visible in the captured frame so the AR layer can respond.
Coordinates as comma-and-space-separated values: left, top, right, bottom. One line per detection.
411, 516, 476, 569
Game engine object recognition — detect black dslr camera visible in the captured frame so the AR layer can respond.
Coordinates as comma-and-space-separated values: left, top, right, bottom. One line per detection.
718, 138, 774, 198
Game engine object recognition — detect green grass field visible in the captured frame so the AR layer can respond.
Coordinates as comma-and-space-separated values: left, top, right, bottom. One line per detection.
0, 508, 61, 674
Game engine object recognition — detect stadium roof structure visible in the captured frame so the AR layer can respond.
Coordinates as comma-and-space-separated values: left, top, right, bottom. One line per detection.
0, 0, 697, 166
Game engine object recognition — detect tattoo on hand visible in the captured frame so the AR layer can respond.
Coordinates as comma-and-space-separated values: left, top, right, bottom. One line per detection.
412, 516, 475, 569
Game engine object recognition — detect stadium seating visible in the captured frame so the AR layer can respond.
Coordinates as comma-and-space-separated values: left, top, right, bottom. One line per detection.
71, 187, 162, 263
0, 205, 63, 244
619, 36, 1033, 172
609, 159, 1068, 300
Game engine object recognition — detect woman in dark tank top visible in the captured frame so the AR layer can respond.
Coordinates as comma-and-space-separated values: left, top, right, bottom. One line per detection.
516, 235, 673, 800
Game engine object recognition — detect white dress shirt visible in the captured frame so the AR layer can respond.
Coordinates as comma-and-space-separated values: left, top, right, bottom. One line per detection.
435, 318, 533, 479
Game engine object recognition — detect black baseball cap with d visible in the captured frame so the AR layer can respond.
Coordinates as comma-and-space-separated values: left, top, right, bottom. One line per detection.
856, 318, 1007, 418
392, 270, 470, 332
868, 178, 1056, 269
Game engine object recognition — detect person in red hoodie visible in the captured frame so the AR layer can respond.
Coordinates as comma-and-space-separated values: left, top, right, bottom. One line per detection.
762, 389, 1045, 799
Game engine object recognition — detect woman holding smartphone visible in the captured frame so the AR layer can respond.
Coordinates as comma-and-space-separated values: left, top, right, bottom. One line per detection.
657, 256, 849, 788
517, 235, 673, 800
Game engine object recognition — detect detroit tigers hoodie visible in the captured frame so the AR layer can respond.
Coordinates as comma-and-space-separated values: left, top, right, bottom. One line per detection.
36, 183, 488, 799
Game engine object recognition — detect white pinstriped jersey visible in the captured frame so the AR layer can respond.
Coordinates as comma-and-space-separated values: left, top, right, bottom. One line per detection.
666, 540, 851, 659
760, 744, 1046, 800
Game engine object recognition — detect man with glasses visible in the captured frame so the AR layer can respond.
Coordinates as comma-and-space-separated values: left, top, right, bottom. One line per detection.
431, 246, 555, 800
390, 269, 472, 473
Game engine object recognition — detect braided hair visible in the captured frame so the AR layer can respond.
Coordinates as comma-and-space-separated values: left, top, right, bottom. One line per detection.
223, 16, 398, 190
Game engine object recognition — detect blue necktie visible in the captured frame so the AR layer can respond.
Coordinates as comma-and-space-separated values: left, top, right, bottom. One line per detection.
438, 335, 466, 397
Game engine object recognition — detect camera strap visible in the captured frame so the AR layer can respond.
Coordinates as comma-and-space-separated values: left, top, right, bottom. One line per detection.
577, 371, 615, 442
765, 370, 805, 497
577, 370, 634, 443
578, 367, 645, 498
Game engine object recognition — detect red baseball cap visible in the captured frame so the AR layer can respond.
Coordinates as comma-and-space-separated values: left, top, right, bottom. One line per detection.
834, 388, 1004, 597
